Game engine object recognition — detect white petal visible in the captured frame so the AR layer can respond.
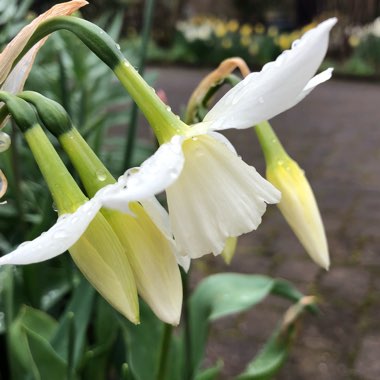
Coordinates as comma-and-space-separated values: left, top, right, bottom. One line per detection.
166, 135, 281, 259
204, 18, 337, 131
0, 199, 101, 265
139, 196, 191, 271
100, 135, 185, 212
297, 68, 333, 102
139, 197, 173, 239
207, 131, 237, 154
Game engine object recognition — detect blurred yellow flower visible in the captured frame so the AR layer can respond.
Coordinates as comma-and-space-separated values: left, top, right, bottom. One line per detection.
215, 23, 227, 38
268, 25, 279, 37
221, 38, 232, 49
348, 35, 360, 47
276, 34, 292, 50
248, 42, 259, 55
240, 24, 253, 36
227, 19, 239, 33
240, 36, 251, 47
254, 23, 265, 34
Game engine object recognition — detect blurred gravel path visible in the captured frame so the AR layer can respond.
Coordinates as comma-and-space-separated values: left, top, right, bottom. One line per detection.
150, 66, 380, 380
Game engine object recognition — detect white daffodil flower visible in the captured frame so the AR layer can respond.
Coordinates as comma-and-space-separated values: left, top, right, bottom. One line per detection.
103, 18, 336, 260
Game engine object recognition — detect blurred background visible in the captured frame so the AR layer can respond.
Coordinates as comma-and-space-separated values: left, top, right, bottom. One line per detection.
3, 0, 380, 76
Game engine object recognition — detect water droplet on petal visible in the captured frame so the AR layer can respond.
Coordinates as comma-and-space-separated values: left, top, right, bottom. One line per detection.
96, 170, 107, 182
277, 160, 284, 166
0, 132, 11, 153
166, 106, 171, 112
124, 61, 130, 68
115, 43, 121, 50
232, 96, 239, 105
19, 241, 31, 248
291, 39, 300, 48
52, 202, 58, 212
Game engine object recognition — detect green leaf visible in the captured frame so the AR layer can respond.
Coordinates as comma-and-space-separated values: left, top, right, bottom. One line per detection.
189, 274, 309, 376
195, 360, 224, 380
81, 298, 120, 380
189, 274, 275, 373
120, 301, 164, 380
50, 277, 95, 371
9, 306, 67, 380
236, 297, 316, 380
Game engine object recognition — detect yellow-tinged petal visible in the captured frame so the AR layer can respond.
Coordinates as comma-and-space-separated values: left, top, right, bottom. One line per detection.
69, 212, 140, 324
267, 158, 329, 269
102, 202, 183, 326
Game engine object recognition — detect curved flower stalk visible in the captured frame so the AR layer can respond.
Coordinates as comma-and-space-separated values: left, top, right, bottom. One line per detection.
19, 90, 184, 324
256, 121, 329, 269
0, 0, 87, 202
16, 16, 335, 260
0, 93, 184, 325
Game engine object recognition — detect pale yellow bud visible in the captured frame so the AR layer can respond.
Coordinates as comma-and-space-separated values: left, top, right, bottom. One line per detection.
255, 121, 329, 269
267, 157, 329, 269
221, 237, 238, 265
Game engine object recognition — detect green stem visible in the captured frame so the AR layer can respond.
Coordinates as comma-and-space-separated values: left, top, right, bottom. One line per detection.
181, 268, 193, 380
157, 323, 173, 380
254, 121, 289, 164
123, 0, 156, 169
10, 124, 26, 236
24, 125, 86, 214
4, 266, 15, 377
16, 16, 187, 144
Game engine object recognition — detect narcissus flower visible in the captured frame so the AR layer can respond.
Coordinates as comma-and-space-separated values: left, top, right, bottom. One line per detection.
103, 18, 336, 260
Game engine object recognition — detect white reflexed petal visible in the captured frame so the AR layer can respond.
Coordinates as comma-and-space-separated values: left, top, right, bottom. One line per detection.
296, 68, 333, 102
166, 135, 281, 259
204, 18, 337, 131
0, 199, 101, 265
100, 135, 185, 213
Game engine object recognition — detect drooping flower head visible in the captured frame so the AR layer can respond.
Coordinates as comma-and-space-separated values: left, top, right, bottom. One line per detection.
101, 18, 337, 260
